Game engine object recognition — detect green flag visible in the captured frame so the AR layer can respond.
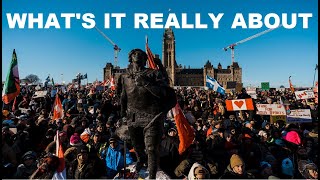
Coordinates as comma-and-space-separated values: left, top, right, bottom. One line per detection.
2, 49, 20, 104
261, 82, 270, 90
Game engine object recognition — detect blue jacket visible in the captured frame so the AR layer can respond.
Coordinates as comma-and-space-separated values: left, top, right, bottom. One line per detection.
105, 143, 133, 178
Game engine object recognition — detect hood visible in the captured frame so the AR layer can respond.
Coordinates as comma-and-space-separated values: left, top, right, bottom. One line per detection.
187, 162, 210, 180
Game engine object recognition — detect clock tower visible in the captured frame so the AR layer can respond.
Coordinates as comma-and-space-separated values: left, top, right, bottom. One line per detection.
162, 28, 176, 86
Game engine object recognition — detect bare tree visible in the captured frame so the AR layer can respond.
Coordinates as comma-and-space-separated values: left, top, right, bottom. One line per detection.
25, 74, 40, 84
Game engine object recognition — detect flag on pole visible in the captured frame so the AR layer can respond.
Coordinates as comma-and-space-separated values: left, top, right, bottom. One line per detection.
289, 76, 295, 93
53, 94, 64, 121
145, 43, 194, 154
171, 103, 195, 154
52, 130, 66, 179
206, 75, 225, 95
110, 77, 116, 91
44, 75, 50, 87
51, 78, 55, 86
12, 97, 17, 112
145, 36, 158, 70
2, 49, 20, 104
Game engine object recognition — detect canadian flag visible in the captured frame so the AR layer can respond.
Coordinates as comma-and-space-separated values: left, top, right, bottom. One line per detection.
52, 130, 66, 179
171, 103, 195, 155
53, 94, 64, 120
110, 77, 116, 91
225, 98, 254, 111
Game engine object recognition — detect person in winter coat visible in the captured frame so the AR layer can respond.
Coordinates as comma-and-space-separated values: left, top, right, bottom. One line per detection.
67, 146, 97, 179
30, 154, 60, 179
105, 136, 133, 178
220, 154, 255, 179
298, 160, 318, 179
187, 162, 210, 180
14, 151, 37, 179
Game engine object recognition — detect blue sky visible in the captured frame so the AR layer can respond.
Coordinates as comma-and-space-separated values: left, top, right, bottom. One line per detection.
2, 0, 318, 87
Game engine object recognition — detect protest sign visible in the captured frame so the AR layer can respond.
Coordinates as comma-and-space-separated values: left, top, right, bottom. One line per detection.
270, 115, 286, 123
276, 88, 286, 92
286, 109, 312, 123
246, 87, 257, 99
256, 104, 286, 115
261, 82, 270, 90
295, 90, 315, 100
33, 90, 47, 98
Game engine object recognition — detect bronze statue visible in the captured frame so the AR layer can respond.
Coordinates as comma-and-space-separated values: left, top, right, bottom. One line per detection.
117, 49, 176, 179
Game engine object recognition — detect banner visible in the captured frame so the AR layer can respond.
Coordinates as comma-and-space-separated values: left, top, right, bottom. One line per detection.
294, 90, 315, 100
286, 109, 312, 123
225, 98, 254, 111
256, 104, 286, 115
261, 82, 270, 90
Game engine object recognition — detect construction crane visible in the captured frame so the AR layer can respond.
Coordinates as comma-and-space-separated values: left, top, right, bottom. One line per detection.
223, 25, 282, 64
94, 26, 121, 67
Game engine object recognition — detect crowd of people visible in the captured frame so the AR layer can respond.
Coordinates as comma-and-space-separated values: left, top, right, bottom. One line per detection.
1, 84, 318, 179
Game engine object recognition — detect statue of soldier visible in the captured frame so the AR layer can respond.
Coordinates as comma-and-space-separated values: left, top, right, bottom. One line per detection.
117, 49, 176, 179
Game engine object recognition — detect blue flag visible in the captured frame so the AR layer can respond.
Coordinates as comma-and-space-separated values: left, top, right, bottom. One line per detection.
206, 75, 225, 95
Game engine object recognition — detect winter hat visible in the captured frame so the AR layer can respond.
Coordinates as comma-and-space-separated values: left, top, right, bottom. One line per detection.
22, 151, 36, 161
274, 139, 285, 147
230, 154, 244, 169
281, 158, 294, 177
70, 133, 82, 146
260, 161, 272, 170
284, 131, 301, 145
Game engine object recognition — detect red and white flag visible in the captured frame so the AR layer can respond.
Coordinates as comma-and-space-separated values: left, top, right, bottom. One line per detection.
172, 103, 195, 155
289, 76, 295, 93
145, 36, 158, 69
110, 77, 116, 91
52, 130, 66, 179
53, 93, 64, 121
225, 99, 254, 111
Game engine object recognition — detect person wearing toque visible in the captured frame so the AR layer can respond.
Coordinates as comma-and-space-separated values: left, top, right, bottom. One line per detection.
220, 154, 255, 179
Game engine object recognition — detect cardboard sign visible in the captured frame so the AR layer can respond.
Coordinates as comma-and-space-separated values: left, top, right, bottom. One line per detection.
286, 109, 312, 123
225, 99, 254, 111
295, 90, 315, 100
261, 82, 270, 90
256, 104, 286, 115
276, 88, 286, 92
33, 90, 47, 98
246, 87, 257, 99
270, 115, 286, 123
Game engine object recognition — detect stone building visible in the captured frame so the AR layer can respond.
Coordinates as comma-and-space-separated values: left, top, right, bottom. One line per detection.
104, 28, 242, 89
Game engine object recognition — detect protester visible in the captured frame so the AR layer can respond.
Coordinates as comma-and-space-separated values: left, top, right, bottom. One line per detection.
1, 80, 318, 179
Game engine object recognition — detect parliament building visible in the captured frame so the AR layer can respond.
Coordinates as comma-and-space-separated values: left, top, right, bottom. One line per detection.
104, 28, 242, 89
